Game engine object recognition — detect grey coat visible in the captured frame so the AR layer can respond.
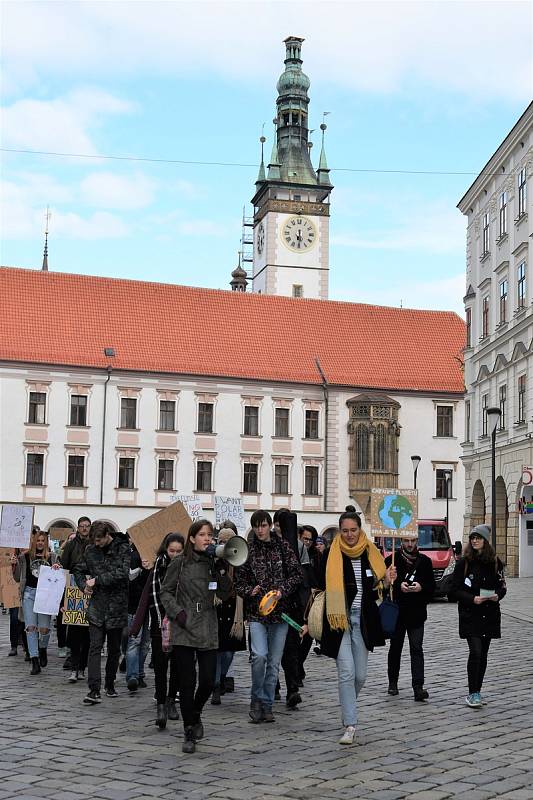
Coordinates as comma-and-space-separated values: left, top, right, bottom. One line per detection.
160, 551, 232, 650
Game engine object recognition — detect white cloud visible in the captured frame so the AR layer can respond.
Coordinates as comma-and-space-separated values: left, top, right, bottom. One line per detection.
80, 171, 156, 210
2, 1, 531, 101
175, 219, 227, 237
51, 210, 130, 239
337, 273, 466, 315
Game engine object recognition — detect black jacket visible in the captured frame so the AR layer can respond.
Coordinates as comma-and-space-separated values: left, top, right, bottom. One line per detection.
60, 534, 90, 571
73, 537, 130, 629
318, 550, 385, 658
451, 556, 506, 639
384, 550, 435, 629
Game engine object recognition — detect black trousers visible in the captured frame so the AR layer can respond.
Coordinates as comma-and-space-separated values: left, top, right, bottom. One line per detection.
466, 636, 491, 693
281, 626, 302, 694
9, 608, 25, 650
87, 623, 122, 691
174, 645, 217, 729
152, 630, 180, 704
388, 622, 425, 688
56, 605, 68, 648
67, 625, 90, 671
298, 632, 313, 679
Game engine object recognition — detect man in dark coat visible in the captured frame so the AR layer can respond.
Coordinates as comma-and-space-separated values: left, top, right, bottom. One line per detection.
385, 535, 435, 701
59, 515, 91, 681
73, 522, 130, 704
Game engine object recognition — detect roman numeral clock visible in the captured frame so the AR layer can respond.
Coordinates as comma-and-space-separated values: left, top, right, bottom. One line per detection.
282, 216, 316, 251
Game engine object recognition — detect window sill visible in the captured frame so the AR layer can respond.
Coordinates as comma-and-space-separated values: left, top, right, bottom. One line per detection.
155, 429, 178, 434
117, 427, 140, 432
193, 490, 215, 495
22, 484, 46, 488
26, 422, 49, 427
479, 434, 489, 440
66, 425, 90, 429
433, 497, 456, 501
514, 306, 527, 318
303, 437, 322, 442
433, 435, 457, 439
495, 321, 508, 330
115, 486, 137, 491
479, 251, 491, 263
514, 421, 527, 428
64, 485, 88, 489
241, 434, 263, 439
272, 492, 292, 497
194, 431, 217, 436
496, 233, 508, 245
302, 494, 322, 498
156, 487, 175, 492
514, 212, 528, 226
272, 436, 293, 440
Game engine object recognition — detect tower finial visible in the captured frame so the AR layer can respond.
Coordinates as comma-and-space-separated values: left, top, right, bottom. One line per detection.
42, 206, 51, 271
257, 127, 267, 183
317, 113, 332, 186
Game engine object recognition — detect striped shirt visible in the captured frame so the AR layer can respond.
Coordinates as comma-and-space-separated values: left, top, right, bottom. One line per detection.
350, 558, 363, 610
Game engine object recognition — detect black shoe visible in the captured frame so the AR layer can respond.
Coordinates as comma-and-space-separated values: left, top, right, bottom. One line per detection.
127, 678, 139, 692
387, 682, 399, 696
211, 685, 221, 705
274, 688, 281, 701
30, 657, 41, 675
137, 678, 147, 688
105, 685, 118, 698
24, 651, 31, 662
148, 659, 154, 669
156, 703, 167, 729
166, 700, 180, 720
262, 706, 275, 723
248, 701, 263, 724
83, 689, 102, 705
119, 657, 126, 673
38, 647, 48, 668
286, 691, 302, 709
223, 676, 234, 693
8, 648, 17, 656
63, 656, 72, 670
414, 686, 429, 702
182, 727, 196, 754
191, 719, 204, 741
313, 646, 322, 656
297, 679, 304, 688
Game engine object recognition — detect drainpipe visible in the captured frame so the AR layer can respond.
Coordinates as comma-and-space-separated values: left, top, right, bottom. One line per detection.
100, 367, 112, 505
315, 358, 329, 512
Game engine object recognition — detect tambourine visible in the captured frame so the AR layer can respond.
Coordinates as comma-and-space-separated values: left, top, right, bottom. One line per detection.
259, 590, 279, 616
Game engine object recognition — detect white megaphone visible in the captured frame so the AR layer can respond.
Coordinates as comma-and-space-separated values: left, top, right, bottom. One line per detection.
212, 535, 248, 567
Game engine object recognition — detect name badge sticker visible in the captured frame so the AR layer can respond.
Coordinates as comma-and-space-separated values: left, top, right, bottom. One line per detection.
208, 581, 218, 591
366, 569, 373, 577
464, 577, 472, 587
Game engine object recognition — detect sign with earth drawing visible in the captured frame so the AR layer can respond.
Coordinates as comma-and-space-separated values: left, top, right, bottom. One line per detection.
370, 488, 418, 538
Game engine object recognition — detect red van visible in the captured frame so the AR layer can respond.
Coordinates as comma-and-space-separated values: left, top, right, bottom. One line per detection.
375, 519, 462, 600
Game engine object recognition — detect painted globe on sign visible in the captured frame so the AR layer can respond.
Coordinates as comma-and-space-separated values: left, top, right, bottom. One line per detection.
378, 495, 413, 530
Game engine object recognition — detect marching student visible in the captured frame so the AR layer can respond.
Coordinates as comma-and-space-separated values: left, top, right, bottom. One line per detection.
451, 525, 506, 708
59, 516, 92, 682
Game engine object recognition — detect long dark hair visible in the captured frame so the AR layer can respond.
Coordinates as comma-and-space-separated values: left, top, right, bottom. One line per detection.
184, 519, 213, 559
157, 533, 185, 558
463, 537, 497, 567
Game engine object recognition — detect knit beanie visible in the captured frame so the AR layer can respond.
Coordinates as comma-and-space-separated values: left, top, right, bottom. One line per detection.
470, 524, 491, 542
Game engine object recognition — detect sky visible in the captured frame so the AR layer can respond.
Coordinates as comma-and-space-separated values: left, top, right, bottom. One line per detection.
1, 0, 532, 315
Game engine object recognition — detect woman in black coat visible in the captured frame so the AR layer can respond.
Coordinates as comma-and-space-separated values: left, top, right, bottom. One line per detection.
451, 525, 506, 708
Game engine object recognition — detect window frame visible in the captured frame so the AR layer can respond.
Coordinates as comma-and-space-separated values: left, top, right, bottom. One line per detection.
67, 454, 85, 488
120, 397, 137, 430
274, 464, 289, 494
482, 296, 490, 338
157, 458, 174, 490
118, 457, 135, 489
159, 400, 176, 432
465, 399, 471, 442
482, 394, 488, 437
28, 391, 46, 425
482, 212, 490, 255
518, 374, 526, 423
517, 262, 526, 309
70, 394, 88, 427
197, 402, 214, 434
196, 460, 213, 492
465, 307, 472, 347
436, 468, 453, 499
243, 462, 259, 493
304, 465, 320, 496
498, 191, 507, 237
499, 384, 507, 430
518, 167, 527, 217
26, 453, 44, 486
304, 409, 319, 440
436, 405, 453, 437
243, 406, 260, 437
499, 278, 508, 324
274, 407, 290, 438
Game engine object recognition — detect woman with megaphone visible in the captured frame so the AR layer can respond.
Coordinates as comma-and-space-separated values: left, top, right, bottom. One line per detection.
160, 519, 233, 754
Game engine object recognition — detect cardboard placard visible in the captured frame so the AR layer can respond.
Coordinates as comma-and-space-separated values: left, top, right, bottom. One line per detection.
371, 489, 418, 538
49, 527, 74, 543
0, 565, 20, 609
0, 504, 34, 549
0, 548, 15, 569
63, 584, 90, 626
127, 501, 193, 566
214, 496, 246, 535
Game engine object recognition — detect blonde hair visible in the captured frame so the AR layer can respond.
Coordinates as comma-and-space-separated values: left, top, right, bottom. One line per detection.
29, 530, 50, 560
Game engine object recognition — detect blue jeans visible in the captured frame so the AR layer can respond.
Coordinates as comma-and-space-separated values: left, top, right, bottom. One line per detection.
336, 607, 369, 727
215, 651, 234, 685
249, 620, 288, 709
126, 613, 150, 682
22, 587, 51, 658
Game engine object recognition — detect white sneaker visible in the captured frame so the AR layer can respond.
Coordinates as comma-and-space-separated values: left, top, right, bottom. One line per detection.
339, 726, 356, 745
68, 671, 77, 683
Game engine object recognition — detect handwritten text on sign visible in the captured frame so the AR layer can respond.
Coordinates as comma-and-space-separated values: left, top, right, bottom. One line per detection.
64, 584, 90, 626
214, 496, 246, 535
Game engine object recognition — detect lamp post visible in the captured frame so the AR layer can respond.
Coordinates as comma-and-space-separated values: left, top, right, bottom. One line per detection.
443, 469, 453, 531
411, 455, 421, 489
486, 406, 502, 551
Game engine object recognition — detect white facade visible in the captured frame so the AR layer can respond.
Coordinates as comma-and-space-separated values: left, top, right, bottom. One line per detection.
0, 362, 464, 539
458, 102, 533, 576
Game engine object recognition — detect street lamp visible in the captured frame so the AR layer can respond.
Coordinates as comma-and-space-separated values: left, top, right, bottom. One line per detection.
443, 469, 453, 531
411, 455, 421, 489
486, 406, 502, 551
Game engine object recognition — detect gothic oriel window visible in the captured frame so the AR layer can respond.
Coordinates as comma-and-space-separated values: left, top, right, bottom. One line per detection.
355, 424, 369, 470
373, 425, 386, 470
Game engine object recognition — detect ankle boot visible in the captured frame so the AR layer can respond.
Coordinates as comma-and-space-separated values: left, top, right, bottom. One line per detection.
211, 684, 221, 705
182, 727, 196, 754
155, 703, 167, 729
166, 699, 180, 720
30, 657, 41, 675
39, 647, 48, 668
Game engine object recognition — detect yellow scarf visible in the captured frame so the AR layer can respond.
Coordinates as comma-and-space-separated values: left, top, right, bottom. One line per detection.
326, 531, 386, 631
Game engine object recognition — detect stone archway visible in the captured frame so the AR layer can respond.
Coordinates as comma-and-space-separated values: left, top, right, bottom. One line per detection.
495, 476, 509, 564
471, 479, 486, 528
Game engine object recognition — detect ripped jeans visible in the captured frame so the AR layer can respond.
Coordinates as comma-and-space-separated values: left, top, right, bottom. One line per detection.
22, 587, 51, 658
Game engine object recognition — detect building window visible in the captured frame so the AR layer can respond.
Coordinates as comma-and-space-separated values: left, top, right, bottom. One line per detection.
355, 424, 369, 470
436, 468, 452, 499
67, 455, 85, 488
196, 461, 212, 491
499, 191, 507, 237
518, 167, 527, 217
436, 405, 453, 437
482, 296, 489, 338
304, 465, 319, 495
244, 406, 259, 436
28, 392, 46, 424
292, 284, 304, 298
518, 375, 526, 423
482, 212, 490, 255
274, 464, 289, 494
374, 425, 386, 470
465, 400, 471, 442
197, 402, 214, 434
120, 398, 137, 429
305, 409, 319, 439
118, 457, 135, 489
499, 279, 508, 323
466, 307, 472, 347
159, 401, 176, 431
243, 463, 258, 493
157, 459, 174, 490
482, 394, 488, 437
274, 407, 290, 438
26, 453, 44, 486
70, 395, 87, 426
517, 262, 526, 309
499, 385, 507, 429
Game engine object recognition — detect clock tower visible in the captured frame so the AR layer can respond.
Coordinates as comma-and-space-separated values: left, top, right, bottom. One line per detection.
251, 36, 333, 300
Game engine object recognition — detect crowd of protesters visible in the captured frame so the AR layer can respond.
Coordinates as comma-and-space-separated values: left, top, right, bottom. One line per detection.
3, 509, 505, 753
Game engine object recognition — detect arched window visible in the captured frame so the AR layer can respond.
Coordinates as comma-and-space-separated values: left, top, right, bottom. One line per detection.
356, 424, 369, 470
374, 425, 385, 470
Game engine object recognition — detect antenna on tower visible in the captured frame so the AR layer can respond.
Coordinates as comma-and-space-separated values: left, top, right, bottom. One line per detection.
42, 206, 51, 271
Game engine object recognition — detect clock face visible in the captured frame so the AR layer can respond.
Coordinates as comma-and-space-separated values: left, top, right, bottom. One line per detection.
281, 216, 317, 252
257, 222, 265, 255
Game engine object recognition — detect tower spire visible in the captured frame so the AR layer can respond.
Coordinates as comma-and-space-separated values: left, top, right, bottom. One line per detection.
42, 207, 51, 271
267, 118, 281, 180
256, 131, 266, 183
317, 114, 332, 186
230, 251, 248, 292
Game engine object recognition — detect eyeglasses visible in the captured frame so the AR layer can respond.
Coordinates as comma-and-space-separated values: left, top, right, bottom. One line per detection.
302, 537, 312, 543
469, 534, 483, 541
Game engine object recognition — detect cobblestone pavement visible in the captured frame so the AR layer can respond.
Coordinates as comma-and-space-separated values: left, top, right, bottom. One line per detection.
1, 578, 532, 800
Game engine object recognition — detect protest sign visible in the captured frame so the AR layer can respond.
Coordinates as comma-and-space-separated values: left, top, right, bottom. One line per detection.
0, 565, 20, 609
0, 548, 15, 569
33, 565, 66, 616
63, 583, 90, 626
214, 496, 246, 535
171, 495, 204, 522
128, 501, 193, 566
370, 488, 418, 538
0, 504, 34, 549
49, 527, 74, 543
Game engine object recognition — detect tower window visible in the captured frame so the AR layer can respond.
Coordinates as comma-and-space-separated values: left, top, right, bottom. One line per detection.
283, 113, 290, 126
292, 285, 304, 298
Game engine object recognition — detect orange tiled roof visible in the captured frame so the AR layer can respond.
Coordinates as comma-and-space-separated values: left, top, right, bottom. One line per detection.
0, 267, 465, 394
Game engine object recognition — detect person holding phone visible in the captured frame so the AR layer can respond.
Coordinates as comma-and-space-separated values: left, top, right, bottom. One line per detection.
451, 525, 506, 708
385, 535, 435, 701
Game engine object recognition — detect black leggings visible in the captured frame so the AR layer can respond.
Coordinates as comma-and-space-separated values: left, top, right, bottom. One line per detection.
466, 636, 491, 693
152, 630, 180, 704
174, 646, 217, 729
